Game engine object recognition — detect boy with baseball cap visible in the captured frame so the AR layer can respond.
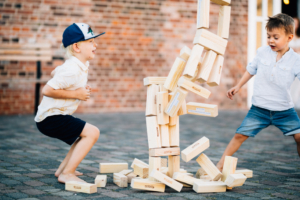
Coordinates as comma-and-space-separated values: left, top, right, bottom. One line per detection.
35, 23, 105, 183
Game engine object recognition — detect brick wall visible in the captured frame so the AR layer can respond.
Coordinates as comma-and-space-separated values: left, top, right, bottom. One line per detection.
0, 0, 249, 115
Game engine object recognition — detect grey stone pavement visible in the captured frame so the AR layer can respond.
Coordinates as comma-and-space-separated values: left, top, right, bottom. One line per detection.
1, 110, 300, 200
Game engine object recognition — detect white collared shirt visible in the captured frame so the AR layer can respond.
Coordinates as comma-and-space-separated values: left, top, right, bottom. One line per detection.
247, 45, 300, 111
34, 56, 89, 122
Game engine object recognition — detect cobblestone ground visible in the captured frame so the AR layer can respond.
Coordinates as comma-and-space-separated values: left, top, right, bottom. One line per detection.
1, 111, 300, 200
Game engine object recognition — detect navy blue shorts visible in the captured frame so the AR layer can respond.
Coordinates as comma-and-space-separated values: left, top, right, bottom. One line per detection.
36, 115, 86, 145
236, 105, 300, 137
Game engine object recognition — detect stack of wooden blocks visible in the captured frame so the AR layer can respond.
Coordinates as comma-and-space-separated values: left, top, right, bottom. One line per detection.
65, 0, 254, 195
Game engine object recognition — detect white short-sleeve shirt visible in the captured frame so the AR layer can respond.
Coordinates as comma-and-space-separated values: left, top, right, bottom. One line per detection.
34, 56, 89, 122
247, 45, 300, 111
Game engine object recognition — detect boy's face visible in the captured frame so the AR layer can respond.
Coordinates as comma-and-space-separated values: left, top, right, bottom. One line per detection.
78, 38, 97, 60
267, 28, 293, 52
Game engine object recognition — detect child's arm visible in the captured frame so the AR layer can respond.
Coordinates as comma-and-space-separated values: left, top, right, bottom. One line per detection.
42, 85, 90, 101
227, 71, 253, 100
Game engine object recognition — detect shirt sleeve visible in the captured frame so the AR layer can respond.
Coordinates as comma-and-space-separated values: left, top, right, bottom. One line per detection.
47, 71, 77, 90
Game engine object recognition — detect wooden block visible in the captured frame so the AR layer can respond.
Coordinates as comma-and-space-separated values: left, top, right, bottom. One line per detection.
163, 57, 186, 91
161, 166, 168, 174
144, 77, 167, 86
149, 157, 161, 181
177, 77, 211, 99
65, 181, 97, 194
221, 156, 238, 182
173, 172, 198, 185
196, 168, 207, 178
146, 116, 161, 149
130, 158, 149, 169
197, 0, 210, 29
146, 84, 159, 116
134, 163, 149, 178
150, 169, 183, 192
217, 6, 231, 39
113, 173, 128, 187
126, 172, 137, 183
167, 155, 180, 178
193, 181, 226, 193
179, 46, 192, 61
169, 114, 178, 126
179, 168, 187, 173
119, 169, 133, 176
225, 174, 247, 187
187, 102, 218, 117
99, 163, 128, 173
200, 174, 212, 180
177, 99, 187, 116
131, 178, 166, 192
149, 147, 180, 157
235, 169, 253, 178
169, 118, 179, 147
160, 125, 170, 147
161, 158, 168, 167
207, 55, 224, 86
182, 182, 193, 187
183, 44, 204, 78
193, 29, 228, 55
196, 50, 217, 83
210, 0, 231, 6
181, 136, 210, 162
95, 175, 107, 187
159, 84, 168, 92
183, 172, 194, 177
157, 91, 169, 125
196, 154, 222, 181
165, 87, 188, 117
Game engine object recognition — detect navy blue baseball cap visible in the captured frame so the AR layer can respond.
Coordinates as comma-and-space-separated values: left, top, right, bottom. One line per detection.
62, 23, 105, 47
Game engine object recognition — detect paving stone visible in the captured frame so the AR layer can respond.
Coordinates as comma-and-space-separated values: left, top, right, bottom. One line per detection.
5, 192, 29, 199
24, 180, 45, 186
21, 189, 46, 195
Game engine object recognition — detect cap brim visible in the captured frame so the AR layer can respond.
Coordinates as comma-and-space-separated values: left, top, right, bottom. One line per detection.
89, 32, 105, 39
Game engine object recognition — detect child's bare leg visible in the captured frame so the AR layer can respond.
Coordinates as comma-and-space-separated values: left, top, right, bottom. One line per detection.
293, 133, 300, 156
58, 123, 100, 183
216, 133, 249, 171
55, 138, 83, 177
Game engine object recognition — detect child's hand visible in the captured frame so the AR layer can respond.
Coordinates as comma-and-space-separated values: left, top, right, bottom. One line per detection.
85, 85, 91, 93
75, 87, 90, 101
227, 86, 240, 100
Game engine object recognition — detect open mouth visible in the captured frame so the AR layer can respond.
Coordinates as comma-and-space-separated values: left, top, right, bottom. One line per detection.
270, 45, 276, 48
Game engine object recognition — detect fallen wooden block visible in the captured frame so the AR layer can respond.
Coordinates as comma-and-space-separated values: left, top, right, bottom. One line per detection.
167, 155, 180, 178
65, 181, 97, 194
235, 169, 253, 178
225, 174, 247, 187
161, 166, 168, 174
173, 172, 197, 185
119, 169, 133, 176
164, 57, 186, 91
183, 44, 204, 78
157, 91, 169, 125
182, 172, 194, 177
150, 169, 183, 192
221, 156, 238, 182
146, 84, 159, 116
196, 154, 222, 181
181, 136, 210, 162
197, 0, 210, 29
211, 0, 231, 6
144, 77, 167, 86
99, 163, 128, 173
149, 147, 180, 157
196, 50, 217, 83
146, 116, 161, 149
95, 175, 107, 187
179, 168, 187, 173
149, 156, 161, 181
165, 87, 188, 117
160, 125, 170, 147
207, 55, 224, 86
126, 172, 138, 183
177, 99, 187, 116
134, 163, 149, 179
200, 174, 212, 180
113, 173, 128, 187
130, 158, 149, 169
196, 168, 207, 178
193, 29, 228, 55
131, 178, 166, 192
179, 46, 192, 61
177, 77, 211, 99
169, 118, 179, 147
186, 102, 218, 117
193, 180, 226, 193
217, 6, 231, 39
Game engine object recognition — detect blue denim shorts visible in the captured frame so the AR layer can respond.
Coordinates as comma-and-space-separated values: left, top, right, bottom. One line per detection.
236, 105, 300, 137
